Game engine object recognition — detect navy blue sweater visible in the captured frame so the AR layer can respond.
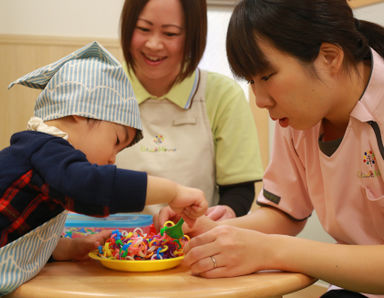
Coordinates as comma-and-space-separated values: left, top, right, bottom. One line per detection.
0, 131, 147, 246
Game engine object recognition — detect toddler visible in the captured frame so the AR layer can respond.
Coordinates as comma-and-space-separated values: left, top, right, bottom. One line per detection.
0, 41, 207, 295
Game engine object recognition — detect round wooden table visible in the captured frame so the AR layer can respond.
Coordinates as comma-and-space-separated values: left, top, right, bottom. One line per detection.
6, 259, 316, 298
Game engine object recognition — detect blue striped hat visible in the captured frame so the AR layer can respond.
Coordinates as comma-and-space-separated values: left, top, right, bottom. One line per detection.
8, 41, 143, 145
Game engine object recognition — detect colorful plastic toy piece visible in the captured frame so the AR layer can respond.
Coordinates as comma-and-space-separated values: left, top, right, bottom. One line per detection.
160, 218, 184, 239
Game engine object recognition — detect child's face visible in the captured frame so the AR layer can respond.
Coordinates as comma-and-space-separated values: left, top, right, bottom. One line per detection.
70, 119, 136, 165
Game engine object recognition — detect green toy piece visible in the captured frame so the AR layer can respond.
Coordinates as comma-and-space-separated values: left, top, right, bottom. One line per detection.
160, 218, 184, 239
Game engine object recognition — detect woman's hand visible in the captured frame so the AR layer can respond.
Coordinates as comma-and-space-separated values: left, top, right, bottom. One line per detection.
205, 205, 236, 221
184, 225, 272, 278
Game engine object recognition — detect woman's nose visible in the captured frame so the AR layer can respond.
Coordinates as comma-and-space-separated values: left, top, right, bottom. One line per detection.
255, 94, 273, 109
145, 34, 164, 50
251, 84, 273, 109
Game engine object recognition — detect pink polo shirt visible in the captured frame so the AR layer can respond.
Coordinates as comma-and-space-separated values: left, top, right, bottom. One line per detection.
258, 49, 384, 246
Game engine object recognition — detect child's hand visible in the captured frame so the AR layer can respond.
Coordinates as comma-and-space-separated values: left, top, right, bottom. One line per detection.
168, 185, 208, 227
154, 207, 217, 237
153, 206, 179, 231
53, 230, 111, 261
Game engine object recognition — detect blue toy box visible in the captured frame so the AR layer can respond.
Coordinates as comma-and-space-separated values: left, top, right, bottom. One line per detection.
63, 213, 153, 238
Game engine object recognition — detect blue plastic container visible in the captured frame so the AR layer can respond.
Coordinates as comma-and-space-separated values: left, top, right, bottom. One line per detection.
63, 213, 153, 238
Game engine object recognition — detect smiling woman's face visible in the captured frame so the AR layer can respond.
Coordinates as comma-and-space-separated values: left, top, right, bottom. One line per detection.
130, 0, 185, 88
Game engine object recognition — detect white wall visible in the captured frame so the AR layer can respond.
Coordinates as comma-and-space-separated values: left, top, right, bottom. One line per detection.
0, 0, 238, 87
354, 1, 384, 23
1, 0, 384, 243
1, 0, 383, 81
0, 0, 125, 38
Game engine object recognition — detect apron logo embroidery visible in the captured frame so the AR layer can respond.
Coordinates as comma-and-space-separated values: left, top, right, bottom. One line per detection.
153, 135, 164, 144
357, 150, 381, 178
363, 150, 376, 167
140, 135, 176, 153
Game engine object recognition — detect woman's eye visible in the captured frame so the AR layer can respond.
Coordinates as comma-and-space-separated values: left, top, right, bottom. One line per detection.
261, 73, 274, 81
164, 32, 180, 37
247, 79, 255, 85
137, 26, 150, 32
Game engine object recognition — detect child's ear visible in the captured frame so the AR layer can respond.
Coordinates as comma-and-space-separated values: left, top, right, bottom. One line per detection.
71, 115, 83, 123
71, 115, 90, 126
315, 42, 344, 76
127, 127, 137, 145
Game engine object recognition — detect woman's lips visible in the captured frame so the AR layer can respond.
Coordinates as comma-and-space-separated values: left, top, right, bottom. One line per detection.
142, 53, 166, 65
278, 117, 289, 127
271, 116, 289, 128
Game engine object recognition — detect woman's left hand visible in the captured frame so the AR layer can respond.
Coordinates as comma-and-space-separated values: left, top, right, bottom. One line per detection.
205, 205, 236, 221
183, 225, 269, 278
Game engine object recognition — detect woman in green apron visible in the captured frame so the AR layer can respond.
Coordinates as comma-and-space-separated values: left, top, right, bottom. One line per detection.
117, 0, 264, 220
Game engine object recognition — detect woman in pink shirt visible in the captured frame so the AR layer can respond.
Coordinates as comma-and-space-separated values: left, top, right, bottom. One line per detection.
158, 0, 384, 297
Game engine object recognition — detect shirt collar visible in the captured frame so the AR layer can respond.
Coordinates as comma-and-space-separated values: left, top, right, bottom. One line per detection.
126, 67, 199, 110
351, 48, 384, 122
27, 116, 68, 140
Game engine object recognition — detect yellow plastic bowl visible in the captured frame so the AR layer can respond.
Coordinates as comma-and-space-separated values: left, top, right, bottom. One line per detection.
89, 251, 184, 272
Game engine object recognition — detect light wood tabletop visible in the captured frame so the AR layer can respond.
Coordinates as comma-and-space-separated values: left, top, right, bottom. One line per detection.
6, 259, 316, 298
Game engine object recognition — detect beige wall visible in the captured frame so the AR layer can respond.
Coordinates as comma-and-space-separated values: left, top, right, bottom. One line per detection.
249, 90, 269, 199
0, 35, 123, 149
349, 0, 384, 7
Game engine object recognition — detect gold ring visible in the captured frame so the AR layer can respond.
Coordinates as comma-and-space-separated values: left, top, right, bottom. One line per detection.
210, 256, 217, 269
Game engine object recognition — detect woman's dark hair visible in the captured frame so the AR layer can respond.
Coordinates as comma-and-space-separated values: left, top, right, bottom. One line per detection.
226, 0, 384, 80
120, 0, 207, 82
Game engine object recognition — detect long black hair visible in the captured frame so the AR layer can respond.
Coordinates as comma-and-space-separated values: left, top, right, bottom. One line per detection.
226, 0, 384, 80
